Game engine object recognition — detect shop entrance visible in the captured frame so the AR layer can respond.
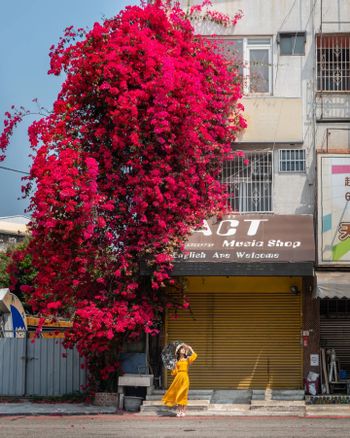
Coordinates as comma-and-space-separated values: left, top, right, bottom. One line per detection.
166, 277, 303, 389
320, 298, 350, 378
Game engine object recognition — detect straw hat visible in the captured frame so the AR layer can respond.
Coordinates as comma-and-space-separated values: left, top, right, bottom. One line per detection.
175, 343, 186, 354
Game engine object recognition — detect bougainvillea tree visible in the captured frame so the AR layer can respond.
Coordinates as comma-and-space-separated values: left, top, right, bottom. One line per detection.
0, 252, 10, 289
0, 0, 245, 389
0, 239, 36, 312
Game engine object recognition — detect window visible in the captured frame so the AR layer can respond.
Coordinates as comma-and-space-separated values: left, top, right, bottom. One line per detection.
277, 32, 306, 56
247, 39, 271, 93
317, 34, 350, 92
222, 151, 272, 213
213, 37, 272, 94
279, 149, 306, 172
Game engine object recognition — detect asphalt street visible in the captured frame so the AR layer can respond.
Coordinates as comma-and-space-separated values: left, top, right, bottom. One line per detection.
1, 415, 350, 438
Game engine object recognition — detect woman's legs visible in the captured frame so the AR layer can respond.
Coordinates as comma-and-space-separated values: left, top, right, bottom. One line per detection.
176, 405, 186, 417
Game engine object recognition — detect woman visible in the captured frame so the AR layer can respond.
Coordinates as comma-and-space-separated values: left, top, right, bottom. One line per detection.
162, 343, 197, 417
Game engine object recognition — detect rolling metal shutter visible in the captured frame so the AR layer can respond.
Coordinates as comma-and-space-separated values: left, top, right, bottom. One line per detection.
320, 319, 350, 373
166, 290, 302, 389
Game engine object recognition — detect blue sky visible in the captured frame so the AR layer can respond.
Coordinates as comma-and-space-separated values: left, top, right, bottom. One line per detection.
0, 0, 139, 217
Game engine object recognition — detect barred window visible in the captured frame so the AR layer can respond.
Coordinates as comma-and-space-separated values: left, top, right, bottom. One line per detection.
279, 149, 306, 172
320, 299, 350, 317
317, 34, 350, 92
222, 151, 273, 213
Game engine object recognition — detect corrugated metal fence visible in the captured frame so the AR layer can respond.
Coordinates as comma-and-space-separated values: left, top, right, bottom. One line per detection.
0, 338, 86, 396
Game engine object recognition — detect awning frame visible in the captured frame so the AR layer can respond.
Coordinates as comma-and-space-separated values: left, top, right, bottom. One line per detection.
315, 271, 350, 299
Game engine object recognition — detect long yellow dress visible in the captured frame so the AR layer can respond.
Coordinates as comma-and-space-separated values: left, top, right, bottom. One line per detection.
162, 352, 198, 407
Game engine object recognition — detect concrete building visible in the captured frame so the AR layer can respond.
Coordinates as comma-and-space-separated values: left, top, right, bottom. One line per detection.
158, 0, 350, 394
0, 216, 30, 252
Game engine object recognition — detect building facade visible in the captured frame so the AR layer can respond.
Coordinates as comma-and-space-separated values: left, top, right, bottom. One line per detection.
160, 0, 350, 392
0, 216, 29, 252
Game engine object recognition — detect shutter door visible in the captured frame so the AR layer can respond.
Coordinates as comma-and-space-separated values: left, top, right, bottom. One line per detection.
166, 291, 302, 389
320, 319, 350, 373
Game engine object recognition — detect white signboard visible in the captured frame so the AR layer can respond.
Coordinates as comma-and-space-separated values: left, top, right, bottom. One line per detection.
310, 354, 319, 367
318, 154, 350, 265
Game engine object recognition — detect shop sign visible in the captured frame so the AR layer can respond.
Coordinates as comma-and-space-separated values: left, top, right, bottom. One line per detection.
317, 154, 350, 265
174, 214, 314, 263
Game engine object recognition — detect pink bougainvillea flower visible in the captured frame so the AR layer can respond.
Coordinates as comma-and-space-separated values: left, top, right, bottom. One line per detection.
0, 0, 245, 388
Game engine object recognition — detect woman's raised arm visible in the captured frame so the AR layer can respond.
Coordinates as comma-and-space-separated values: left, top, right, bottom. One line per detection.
187, 346, 197, 364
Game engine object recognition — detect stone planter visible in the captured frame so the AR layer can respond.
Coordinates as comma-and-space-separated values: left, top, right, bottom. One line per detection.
117, 374, 154, 409
124, 395, 143, 412
94, 392, 119, 407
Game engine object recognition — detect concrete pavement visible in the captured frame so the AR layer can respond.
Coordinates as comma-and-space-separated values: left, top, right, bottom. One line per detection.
2, 400, 350, 417
0, 402, 118, 416
1, 415, 350, 438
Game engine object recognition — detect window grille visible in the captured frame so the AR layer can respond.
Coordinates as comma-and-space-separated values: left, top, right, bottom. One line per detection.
320, 299, 350, 317
317, 34, 350, 92
222, 151, 272, 213
279, 149, 306, 172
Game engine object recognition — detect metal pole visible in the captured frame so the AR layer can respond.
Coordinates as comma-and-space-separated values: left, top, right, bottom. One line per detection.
145, 333, 149, 374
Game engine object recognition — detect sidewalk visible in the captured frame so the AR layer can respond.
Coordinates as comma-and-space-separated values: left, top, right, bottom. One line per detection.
306, 405, 350, 417
0, 402, 118, 416
2, 401, 350, 417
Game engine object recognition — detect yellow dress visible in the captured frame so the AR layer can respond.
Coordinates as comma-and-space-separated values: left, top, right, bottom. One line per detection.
162, 352, 198, 407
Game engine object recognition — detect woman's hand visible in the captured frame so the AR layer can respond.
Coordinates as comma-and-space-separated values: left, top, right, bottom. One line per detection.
185, 344, 193, 354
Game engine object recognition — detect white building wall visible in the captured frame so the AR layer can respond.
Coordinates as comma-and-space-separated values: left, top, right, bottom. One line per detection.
313, 0, 350, 156
313, 0, 350, 33
184, 0, 350, 215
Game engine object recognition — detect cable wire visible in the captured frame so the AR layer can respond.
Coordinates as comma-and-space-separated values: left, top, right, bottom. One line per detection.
0, 165, 29, 175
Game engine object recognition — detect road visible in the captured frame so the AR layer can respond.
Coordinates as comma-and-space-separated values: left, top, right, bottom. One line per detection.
1, 415, 350, 438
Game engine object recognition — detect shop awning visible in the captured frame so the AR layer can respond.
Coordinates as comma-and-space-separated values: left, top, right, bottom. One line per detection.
315, 271, 350, 298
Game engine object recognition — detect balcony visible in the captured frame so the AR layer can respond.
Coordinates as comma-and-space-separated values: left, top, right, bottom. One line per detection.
237, 97, 303, 143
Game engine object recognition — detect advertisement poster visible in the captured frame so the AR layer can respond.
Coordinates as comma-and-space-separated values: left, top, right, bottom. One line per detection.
318, 154, 350, 265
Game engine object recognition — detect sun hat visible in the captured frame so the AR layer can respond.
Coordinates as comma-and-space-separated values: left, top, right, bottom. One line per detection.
175, 343, 185, 354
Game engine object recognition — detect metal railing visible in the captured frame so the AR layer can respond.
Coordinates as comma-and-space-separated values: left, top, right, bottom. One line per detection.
317, 34, 350, 92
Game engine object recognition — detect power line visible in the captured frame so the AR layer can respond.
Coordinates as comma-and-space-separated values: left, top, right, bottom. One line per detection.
0, 165, 29, 175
